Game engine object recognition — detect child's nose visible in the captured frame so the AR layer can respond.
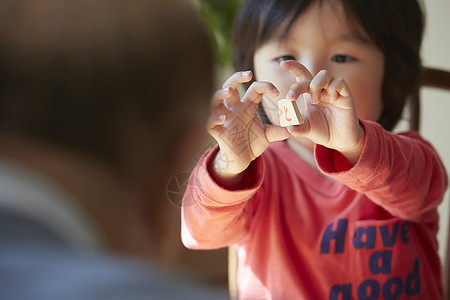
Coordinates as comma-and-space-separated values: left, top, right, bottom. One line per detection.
300, 57, 326, 77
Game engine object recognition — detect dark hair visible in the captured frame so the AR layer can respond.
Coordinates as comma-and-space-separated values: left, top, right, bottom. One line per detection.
232, 0, 424, 131
0, 0, 214, 172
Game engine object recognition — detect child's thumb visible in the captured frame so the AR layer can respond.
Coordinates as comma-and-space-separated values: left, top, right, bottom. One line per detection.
287, 123, 310, 137
265, 124, 291, 143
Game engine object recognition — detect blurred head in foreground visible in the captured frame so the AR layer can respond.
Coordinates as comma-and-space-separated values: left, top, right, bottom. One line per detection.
0, 0, 224, 298
0, 0, 213, 184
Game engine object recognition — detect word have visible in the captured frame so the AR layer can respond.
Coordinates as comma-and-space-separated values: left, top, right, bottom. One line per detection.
320, 219, 410, 254
321, 219, 420, 300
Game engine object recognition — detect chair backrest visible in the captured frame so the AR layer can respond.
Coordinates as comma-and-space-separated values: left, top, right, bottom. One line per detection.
411, 67, 450, 299
410, 67, 450, 131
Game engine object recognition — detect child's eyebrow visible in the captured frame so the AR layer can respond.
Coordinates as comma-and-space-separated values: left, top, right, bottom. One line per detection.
336, 33, 371, 46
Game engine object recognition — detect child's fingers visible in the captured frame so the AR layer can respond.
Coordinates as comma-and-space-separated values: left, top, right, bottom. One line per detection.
222, 71, 253, 89
242, 81, 280, 104
310, 70, 335, 104
328, 77, 351, 100
212, 102, 229, 117
207, 114, 227, 132
219, 71, 253, 109
280, 60, 313, 81
287, 122, 311, 137
211, 87, 232, 111
286, 80, 311, 101
223, 88, 243, 109
264, 124, 290, 143
210, 86, 239, 113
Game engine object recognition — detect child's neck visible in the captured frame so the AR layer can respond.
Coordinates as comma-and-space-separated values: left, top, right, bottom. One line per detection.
286, 136, 317, 169
286, 136, 335, 182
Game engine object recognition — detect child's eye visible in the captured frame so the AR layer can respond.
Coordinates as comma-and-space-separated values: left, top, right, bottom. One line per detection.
331, 55, 355, 63
277, 55, 296, 62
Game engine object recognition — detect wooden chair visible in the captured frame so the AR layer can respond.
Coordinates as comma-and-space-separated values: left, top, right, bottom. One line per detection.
413, 67, 450, 299
410, 67, 450, 131
227, 66, 450, 300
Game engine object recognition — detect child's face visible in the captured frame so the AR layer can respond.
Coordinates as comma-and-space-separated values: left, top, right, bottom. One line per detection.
253, 1, 385, 126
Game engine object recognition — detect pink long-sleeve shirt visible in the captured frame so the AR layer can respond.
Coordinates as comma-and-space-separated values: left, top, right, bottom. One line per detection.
182, 120, 448, 300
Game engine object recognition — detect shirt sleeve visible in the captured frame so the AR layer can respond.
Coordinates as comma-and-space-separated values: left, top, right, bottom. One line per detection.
181, 145, 264, 250
315, 120, 448, 222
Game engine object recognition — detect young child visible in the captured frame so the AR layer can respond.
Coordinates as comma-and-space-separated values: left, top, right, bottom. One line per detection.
182, 0, 448, 299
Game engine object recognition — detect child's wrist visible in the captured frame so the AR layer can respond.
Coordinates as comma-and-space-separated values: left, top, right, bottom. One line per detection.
210, 150, 246, 189
338, 124, 365, 166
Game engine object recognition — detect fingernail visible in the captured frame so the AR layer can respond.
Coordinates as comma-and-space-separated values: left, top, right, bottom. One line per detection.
272, 88, 280, 95
219, 115, 226, 121
242, 71, 251, 77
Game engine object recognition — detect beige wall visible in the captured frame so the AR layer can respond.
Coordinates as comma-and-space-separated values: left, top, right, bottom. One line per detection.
420, 0, 450, 264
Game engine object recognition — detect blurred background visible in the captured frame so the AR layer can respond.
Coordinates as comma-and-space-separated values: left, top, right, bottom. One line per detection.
419, 0, 450, 264
196, 0, 450, 265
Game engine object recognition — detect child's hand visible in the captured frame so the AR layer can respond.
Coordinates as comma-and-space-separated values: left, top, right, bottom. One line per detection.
281, 60, 365, 164
208, 71, 290, 179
